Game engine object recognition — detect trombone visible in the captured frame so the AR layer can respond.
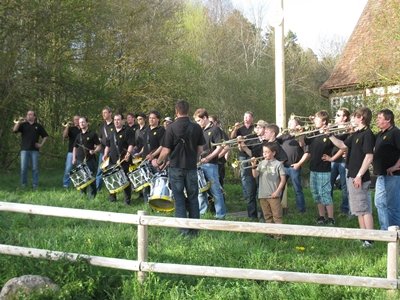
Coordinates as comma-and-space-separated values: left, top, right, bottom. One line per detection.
228, 122, 243, 132
210, 135, 260, 148
294, 122, 353, 139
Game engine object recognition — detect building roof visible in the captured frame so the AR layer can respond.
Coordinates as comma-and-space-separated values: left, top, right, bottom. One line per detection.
320, 0, 400, 96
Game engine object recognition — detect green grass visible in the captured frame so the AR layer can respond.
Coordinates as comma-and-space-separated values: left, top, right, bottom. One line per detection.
0, 168, 398, 299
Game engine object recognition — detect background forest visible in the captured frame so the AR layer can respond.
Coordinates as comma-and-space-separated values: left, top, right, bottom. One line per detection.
1, 0, 338, 169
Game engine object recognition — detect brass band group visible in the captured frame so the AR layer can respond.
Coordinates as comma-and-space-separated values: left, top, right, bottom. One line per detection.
12, 102, 400, 240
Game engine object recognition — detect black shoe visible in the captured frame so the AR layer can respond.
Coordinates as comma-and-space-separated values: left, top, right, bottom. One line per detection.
326, 218, 335, 226
125, 199, 131, 205
361, 240, 374, 248
316, 216, 326, 225
109, 194, 116, 202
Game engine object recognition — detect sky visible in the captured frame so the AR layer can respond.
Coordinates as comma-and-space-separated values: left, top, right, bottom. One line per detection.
231, 0, 368, 54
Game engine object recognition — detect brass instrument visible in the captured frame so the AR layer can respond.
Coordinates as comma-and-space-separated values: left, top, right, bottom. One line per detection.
228, 122, 243, 132
62, 120, 73, 127
13, 117, 26, 124
231, 156, 263, 169
294, 122, 353, 139
210, 136, 260, 148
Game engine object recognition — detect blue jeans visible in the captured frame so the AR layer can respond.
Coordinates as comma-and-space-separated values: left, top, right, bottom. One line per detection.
239, 157, 257, 218
198, 163, 226, 219
169, 167, 199, 234
96, 152, 104, 191
284, 166, 306, 212
375, 175, 400, 230
20, 150, 39, 188
331, 161, 349, 213
63, 152, 73, 187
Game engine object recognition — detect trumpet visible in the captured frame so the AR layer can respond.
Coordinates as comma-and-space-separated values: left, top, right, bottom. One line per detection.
231, 156, 263, 169
62, 121, 73, 127
228, 122, 243, 132
13, 117, 26, 124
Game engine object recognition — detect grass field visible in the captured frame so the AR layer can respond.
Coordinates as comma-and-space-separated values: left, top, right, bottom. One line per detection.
0, 167, 398, 299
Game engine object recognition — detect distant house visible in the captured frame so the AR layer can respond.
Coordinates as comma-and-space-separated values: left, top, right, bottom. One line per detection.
320, 0, 400, 110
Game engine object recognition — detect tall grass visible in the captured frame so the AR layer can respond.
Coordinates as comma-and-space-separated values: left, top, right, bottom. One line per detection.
0, 168, 397, 299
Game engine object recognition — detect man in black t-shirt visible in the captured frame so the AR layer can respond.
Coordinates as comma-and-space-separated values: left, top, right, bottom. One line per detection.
329, 107, 375, 246
194, 108, 227, 219
304, 110, 335, 225
62, 115, 81, 188
373, 109, 400, 230
96, 106, 115, 191
13, 110, 48, 189
72, 116, 101, 198
103, 114, 135, 204
230, 111, 258, 219
157, 100, 205, 236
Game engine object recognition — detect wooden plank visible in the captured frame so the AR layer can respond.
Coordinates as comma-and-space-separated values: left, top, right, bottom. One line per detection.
140, 262, 398, 289
0, 201, 140, 225
0, 244, 140, 271
141, 215, 397, 242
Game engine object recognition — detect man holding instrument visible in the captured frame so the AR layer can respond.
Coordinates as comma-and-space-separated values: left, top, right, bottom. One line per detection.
96, 106, 115, 192
13, 110, 48, 189
230, 111, 258, 219
103, 113, 135, 204
62, 115, 80, 188
157, 100, 205, 236
72, 116, 101, 199
194, 108, 227, 219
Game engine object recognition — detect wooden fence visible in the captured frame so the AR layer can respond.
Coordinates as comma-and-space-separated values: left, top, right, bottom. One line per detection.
0, 201, 399, 290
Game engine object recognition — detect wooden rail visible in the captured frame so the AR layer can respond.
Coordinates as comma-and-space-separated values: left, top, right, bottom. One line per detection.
0, 201, 399, 289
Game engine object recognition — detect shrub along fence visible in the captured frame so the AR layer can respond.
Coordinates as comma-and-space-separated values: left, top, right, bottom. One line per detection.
0, 201, 399, 290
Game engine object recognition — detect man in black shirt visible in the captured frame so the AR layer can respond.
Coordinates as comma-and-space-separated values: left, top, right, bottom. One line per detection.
72, 116, 101, 198
278, 118, 308, 213
13, 110, 48, 189
62, 115, 80, 188
157, 100, 205, 236
373, 109, 400, 230
194, 108, 227, 219
230, 111, 258, 219
103, 114, 135, 204
96, 106, 115, 191
304, 110, 335, 225
329, 107, 375, 246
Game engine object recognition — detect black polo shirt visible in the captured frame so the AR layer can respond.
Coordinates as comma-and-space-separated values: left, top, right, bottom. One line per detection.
234, 125, 255, 158
202, 123, 225, 164
74, 130, 100, 162
142, 125, 165, 157
373, 126, 400, 176
17, 122, 49, 151
331, 133, 349, 163
278, 134, 303, 166
67, 126, 81, 153
162, 117, 205, 169
106, 126, 135, 164
305, 134, 334, 172
344, 127, 374, 182
135, 125, 147, 150
98, 121, 115, 150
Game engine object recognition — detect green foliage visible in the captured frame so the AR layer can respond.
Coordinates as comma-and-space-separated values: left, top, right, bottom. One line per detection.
0, 169, 398, 299
1, 0, 338, 171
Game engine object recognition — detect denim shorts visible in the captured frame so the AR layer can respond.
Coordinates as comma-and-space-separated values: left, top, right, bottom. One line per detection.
310, 171, 332, 205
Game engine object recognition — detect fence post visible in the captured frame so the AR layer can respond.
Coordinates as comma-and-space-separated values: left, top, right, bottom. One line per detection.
137, 210, 148, 284
387, 226, 399, 291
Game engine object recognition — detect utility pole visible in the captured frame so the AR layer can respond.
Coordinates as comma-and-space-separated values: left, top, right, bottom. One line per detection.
270, 0, 286, 130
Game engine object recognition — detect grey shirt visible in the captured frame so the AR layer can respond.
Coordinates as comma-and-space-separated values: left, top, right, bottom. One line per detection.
257, 159, 286, 198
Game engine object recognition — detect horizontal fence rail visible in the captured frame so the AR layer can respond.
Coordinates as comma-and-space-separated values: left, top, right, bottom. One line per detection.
0, 201, 399, 290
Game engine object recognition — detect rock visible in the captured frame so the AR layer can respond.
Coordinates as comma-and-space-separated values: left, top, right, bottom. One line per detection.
0, 275, 59, 300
